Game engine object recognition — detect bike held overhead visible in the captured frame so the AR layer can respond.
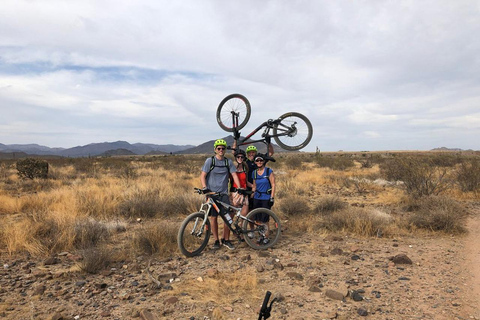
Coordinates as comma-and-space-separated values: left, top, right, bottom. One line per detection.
216, 93, 313, 152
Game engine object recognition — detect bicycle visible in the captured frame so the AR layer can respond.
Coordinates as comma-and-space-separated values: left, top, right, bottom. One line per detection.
177, 188, 282, 257
216, 93, 313, 151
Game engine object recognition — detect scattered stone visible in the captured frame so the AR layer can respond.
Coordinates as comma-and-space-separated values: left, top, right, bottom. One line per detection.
43, 257, 60, 266
50, 312, 65, 320
256, 265, 264, 272
350, 290, 363, 301
330, 248, 343, 255
398, 277, 410, 281
164, 296, 179, 305
286, 272, 303, 281
357, 307, 368, 316
325, 289, 345, 301
390, 253, 413, 265
140, 309, 159, 320
32, 285, 46, 296
309, 285, 322, 292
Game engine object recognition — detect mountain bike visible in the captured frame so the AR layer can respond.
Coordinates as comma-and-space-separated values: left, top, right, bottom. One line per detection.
177, 188, 282, 257
258, 291, 277, 320
216, 93, 313, 151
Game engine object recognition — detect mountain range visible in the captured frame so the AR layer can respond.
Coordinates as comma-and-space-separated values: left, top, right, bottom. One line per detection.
0, 137, 275, 158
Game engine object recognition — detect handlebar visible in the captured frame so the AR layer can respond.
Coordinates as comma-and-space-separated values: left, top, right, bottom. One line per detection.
258, 291, 276, 320
194, 188, 252, 196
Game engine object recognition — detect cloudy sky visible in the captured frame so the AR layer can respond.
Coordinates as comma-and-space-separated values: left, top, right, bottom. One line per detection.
1, 1, 479, 152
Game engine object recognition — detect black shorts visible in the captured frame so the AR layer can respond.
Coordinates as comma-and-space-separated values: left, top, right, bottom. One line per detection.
252, 198, 271, 222
210, 194, 230, 217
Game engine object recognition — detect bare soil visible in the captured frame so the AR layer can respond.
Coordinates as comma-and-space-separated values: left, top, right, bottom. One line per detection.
1, 208, 480, 320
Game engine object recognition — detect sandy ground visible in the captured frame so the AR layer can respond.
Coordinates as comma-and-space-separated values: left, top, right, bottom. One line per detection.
1, 209, 480, 320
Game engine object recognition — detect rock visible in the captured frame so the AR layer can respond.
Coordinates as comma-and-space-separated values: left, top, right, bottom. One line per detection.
43, 257, 60, 265
350, 290, 363, 301
330, 248, 343, 255
206, 268, 218, 277
286, 272, 303, 281
164, 296, 179, 305
357, 308, 368, 316
256, 265, 264, 272
50, 313, 66, 320
390, 253, 413, 265
140, 309, 159, 320
325, 289, 345, 301
309, 285, 322, 292
32, 285, 46, 296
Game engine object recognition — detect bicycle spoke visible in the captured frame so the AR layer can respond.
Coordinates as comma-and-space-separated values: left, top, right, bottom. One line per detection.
273, 112, 313, 151
178, 212, 211, 257
217, 94, 251, 132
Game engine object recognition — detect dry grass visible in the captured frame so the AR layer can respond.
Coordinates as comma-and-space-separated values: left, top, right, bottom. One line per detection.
1, 152, 478, 259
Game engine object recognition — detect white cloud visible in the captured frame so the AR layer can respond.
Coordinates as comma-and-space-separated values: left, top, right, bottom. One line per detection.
1, 0, 480, 151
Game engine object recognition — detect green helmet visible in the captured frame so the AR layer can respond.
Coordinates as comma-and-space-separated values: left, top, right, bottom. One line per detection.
214, 139, 227, 149
246, 145, 257, 153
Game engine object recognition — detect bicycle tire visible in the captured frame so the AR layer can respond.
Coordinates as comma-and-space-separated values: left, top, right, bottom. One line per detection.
242, 208, 281, 250
216, 94, 251, 132
272, 112, 313, 150
177, 212, 211, 257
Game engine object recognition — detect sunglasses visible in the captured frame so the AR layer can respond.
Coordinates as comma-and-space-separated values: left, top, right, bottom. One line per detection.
216, 147, 226, 150
236, 155, 245, 159
255, 159, 264, 163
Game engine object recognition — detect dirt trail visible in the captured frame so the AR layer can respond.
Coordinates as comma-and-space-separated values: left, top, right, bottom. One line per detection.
460, 208, 480, 318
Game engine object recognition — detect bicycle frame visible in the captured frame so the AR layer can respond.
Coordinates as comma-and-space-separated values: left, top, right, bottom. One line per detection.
231, 112, 295, 150
201, 194, 260, 238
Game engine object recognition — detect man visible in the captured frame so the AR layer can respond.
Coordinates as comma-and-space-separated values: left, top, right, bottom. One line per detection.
200, 139, 242, 250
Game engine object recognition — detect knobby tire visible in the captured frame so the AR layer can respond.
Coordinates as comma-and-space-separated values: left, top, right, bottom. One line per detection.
178, 212, 211, 257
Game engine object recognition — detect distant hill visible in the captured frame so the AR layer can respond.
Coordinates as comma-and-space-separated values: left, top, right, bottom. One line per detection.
99, 149, 137, 157
0, 141, 195, 158
178, 136, 279, 154
431, 147, 469, 152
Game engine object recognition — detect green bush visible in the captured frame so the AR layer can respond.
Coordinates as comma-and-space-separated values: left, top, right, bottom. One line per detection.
313, 196, 347, 215
16, 158, 49, 179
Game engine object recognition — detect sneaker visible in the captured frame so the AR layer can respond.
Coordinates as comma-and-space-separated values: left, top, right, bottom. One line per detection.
222, 240, 235, 250
247, 232, 254, 239
212, 240, 221, 250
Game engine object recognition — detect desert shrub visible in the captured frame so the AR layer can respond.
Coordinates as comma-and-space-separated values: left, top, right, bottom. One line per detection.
380, 157, 451, 197
407, 195, 466, 233
73, 219, 109, 249
16, 158, 49, 179
315, 155, 355, 171
132, 222, 178, 256
278, 196, 311, 216
313, 196, 347, 215
320, 207, 393, 237
428, 154, 462, 167
456, 158, 480, 192
78, 247, 111, 274
118, 189, 161, 218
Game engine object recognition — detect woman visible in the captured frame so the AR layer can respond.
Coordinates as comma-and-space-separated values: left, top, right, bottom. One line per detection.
230, 149, 252, 218
252, 153, 275, 243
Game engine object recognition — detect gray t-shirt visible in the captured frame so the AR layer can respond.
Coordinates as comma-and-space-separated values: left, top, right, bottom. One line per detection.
202, 156, 237, 193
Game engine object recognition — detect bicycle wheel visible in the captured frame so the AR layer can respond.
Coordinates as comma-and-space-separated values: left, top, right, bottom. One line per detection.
178, 212, 211, 257
242, 208, 281, 250
217, 94, 251, 132
272, 112, 313, 150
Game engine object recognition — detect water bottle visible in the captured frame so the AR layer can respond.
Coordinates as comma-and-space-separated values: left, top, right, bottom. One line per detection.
224, 211, 233, 225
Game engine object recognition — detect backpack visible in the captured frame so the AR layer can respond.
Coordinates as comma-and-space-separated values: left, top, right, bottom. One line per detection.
206, 156, 231, 181
253, 167, 272, 195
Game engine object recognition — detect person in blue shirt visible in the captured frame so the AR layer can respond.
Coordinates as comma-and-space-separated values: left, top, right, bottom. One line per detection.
251, 153, 275, 243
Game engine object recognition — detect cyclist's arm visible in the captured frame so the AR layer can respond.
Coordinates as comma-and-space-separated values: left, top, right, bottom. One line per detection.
232, 139, 237, 155
200, 171, 208, 189
269, 171, 275, 199
268, 144, 274, 157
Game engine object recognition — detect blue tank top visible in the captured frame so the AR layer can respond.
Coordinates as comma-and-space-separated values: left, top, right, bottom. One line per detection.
253, 167, 272, 200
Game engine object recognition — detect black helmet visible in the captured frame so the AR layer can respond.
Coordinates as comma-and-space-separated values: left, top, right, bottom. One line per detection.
234, 149, 246, 157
